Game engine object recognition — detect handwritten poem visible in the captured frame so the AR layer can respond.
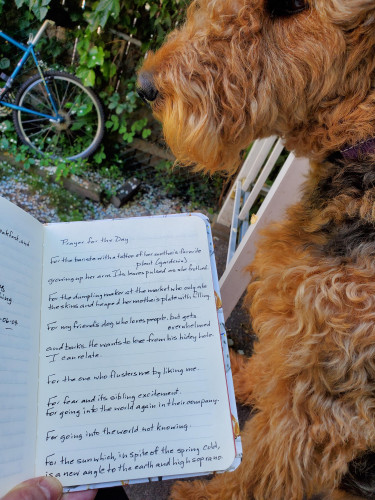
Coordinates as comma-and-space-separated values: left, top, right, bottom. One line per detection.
0, 199, 43, 494
36, 215, 235, 486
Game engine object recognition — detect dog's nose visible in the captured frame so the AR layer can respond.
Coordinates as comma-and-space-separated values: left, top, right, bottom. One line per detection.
137, 72, 159, 102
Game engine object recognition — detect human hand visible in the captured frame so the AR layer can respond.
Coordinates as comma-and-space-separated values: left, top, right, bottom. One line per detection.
1, 477, 97, 500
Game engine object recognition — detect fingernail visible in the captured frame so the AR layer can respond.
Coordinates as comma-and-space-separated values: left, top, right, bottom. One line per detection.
38, 477, 63, 500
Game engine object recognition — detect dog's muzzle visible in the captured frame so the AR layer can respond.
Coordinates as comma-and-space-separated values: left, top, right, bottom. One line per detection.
137, 71, 159, 103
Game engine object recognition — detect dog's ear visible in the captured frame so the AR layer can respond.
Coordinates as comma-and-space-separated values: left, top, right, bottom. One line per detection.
318, 0, 375, 26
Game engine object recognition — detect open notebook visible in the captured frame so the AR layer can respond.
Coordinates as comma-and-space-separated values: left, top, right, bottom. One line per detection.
0, 196, 242, 494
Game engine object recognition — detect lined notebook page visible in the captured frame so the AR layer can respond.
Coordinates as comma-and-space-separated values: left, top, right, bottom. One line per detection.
36, 214, 235, 487
0, 197, 44, 496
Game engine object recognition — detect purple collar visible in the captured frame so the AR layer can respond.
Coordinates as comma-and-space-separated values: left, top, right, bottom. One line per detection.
341, 137, 375, 161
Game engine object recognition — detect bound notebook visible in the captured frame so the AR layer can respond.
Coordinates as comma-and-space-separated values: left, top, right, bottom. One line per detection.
0, 195, 241, 494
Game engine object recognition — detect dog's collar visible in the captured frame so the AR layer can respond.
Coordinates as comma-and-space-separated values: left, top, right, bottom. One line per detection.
340, 137, 375, 161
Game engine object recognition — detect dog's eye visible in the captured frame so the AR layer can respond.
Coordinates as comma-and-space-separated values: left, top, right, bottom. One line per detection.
266, 0, 308, 17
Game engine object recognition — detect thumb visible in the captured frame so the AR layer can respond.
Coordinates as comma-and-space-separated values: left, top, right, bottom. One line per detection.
1, 477, 63, 500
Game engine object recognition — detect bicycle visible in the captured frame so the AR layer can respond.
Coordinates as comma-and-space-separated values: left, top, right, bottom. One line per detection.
0, 20, 105, 160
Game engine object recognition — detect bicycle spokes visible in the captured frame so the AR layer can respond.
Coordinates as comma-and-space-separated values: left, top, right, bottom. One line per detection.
14, 71, 104, 160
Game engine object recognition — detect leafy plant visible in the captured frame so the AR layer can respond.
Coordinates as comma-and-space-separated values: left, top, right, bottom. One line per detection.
14, 0, 51, 20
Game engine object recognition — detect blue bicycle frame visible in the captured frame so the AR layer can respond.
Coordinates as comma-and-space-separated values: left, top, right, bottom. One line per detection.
0, 20, 61, 122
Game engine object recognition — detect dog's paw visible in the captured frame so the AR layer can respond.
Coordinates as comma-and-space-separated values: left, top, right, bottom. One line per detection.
169, 479, 210, 500
229, 349, 255, 405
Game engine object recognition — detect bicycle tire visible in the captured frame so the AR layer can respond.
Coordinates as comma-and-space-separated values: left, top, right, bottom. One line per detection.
13, 70, 105, 160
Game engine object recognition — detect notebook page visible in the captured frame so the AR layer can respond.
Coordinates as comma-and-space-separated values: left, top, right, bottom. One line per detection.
36, 214, 236, 487
0, 197, 44, 496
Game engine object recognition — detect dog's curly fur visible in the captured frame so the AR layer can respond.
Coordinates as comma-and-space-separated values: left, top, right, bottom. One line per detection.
138, 1, 375, 499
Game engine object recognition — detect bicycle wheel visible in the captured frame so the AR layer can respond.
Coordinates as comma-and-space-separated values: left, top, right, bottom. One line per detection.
13, 70, 105, 160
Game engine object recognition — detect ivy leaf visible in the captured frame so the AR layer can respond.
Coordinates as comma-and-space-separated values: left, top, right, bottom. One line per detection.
87, 46, 105, 68
123, 132, 135, 143
119, 124, 127, 135
149, 3, 158, 17
106, 114, 119, 131
102, 61, 117, 79
77, 37, 90, 53
142, 128, 151, 139
83, 69, 96, 87
38, 6, 48, 19
0, 58, 10, 69
0, 137, 9, 149
131, 118, 147, 133
86, 0, 120, 30
93, 146, 106, 163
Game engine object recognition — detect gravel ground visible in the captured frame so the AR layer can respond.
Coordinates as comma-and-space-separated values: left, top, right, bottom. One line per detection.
0, 164, 204, 224
0, 168, 61, 222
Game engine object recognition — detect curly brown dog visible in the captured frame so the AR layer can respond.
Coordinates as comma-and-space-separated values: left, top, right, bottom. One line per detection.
137, 1, 375, 499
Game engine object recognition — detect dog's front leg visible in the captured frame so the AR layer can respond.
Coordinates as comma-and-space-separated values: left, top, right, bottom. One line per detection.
229, 349, 262, 406
169, 409, 312, 500
169, 411, 267, 500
